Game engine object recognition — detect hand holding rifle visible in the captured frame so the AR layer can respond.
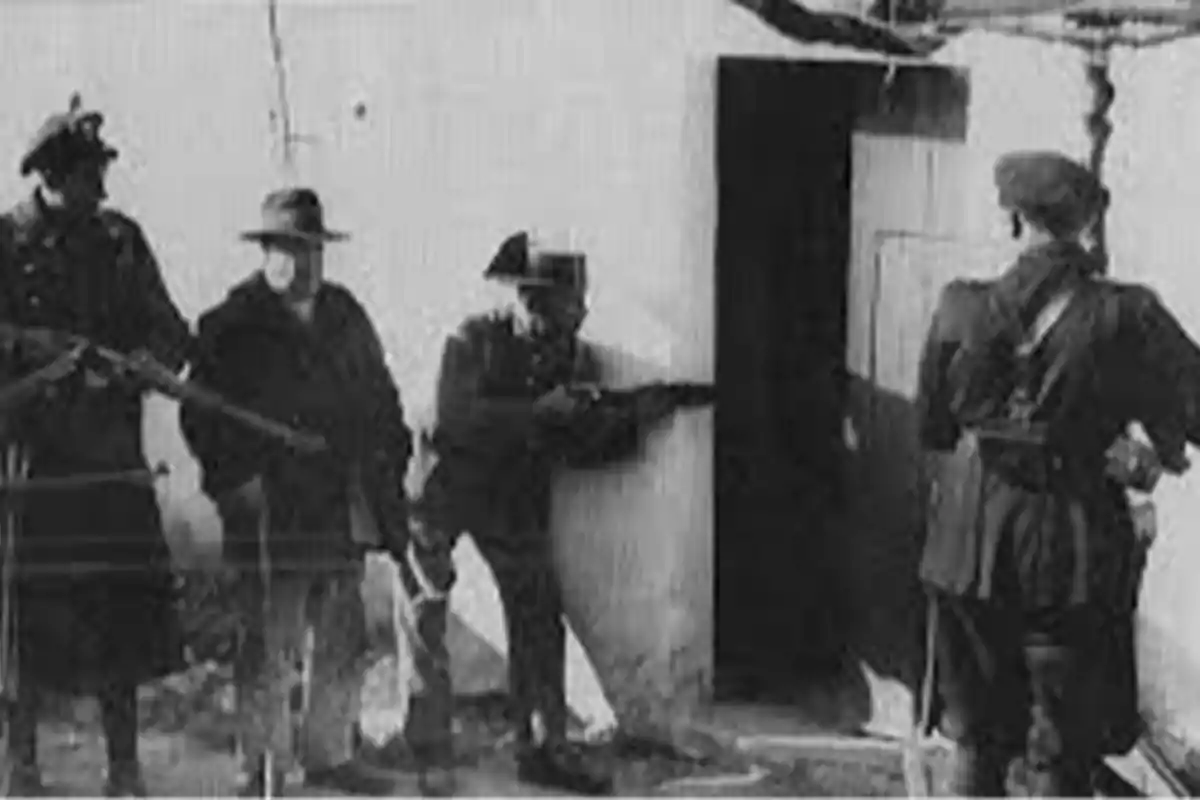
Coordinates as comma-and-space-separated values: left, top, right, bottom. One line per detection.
0, 323, 327, 454
534, 384, 582, 419
0, 343, 86, 413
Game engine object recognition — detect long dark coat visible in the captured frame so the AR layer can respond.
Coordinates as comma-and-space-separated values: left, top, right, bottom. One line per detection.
0, 191, 193, 694
181, 274, 411, 572
916, 248, 1200, 754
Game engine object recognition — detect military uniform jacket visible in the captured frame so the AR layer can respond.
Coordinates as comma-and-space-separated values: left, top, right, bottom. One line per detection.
411, 307, 599, 537
916, 260, 1200, 610
182, 274, 412, 569
0, 192, 191, 569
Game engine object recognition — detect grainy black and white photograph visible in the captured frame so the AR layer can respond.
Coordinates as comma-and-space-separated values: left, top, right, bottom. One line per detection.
1, 0, 1199, 797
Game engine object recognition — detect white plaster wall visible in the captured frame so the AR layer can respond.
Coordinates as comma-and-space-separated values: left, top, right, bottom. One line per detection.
0, 0, 902, 733
13, 0, 1200, 747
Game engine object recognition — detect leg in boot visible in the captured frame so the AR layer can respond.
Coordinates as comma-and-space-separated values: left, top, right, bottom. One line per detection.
495, 547, 612, 796
398, 523, 460, 796
1024, 617, 1100, 799
301, 565, 399, 798
7, 685, 44, 797
99, 679, 146, 797
403, 594, 456, 797
930, 595, 1026, 797
234, 573, 309, 797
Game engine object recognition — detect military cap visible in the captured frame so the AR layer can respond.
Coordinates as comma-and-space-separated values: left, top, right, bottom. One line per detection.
240, 187, 348, 244
484, 231, 538, 284
19, 93, 119, 178
994, 150, 1109, 232
483, 230, 587, 293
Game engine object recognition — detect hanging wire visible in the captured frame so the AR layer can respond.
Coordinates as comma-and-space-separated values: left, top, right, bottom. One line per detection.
266, 0, 295, 175
882, 0, 899, 100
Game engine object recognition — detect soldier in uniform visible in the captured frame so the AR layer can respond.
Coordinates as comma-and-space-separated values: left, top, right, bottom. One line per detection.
180, 188, 412, 796
394, 231, 618, 797
0, 96, 193, 796
916, 150, 1200, 796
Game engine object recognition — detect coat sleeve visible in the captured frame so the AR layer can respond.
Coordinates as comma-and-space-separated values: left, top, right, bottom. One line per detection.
357, 316, 412, 470
433, 321, 537, 450
1122, 286, 1200, 472
344, 298, 413, 545
915, 284, 964, 453
112, 215, 192, 372
179, 312, 268, 500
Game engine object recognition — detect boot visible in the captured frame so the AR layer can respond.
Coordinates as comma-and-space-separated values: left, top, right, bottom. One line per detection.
516, 742, 614, 796
303, 762, 400, 796
102, 764, 148, 798
100, 682, 146, 798
7, 763, 47, 798
8, 690, 44, 797
417, 765, 458, 798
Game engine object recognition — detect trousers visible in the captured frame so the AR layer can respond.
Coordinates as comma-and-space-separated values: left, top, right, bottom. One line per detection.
398, 517, 567, 766
234, 561, 370, 777
933, 591, 1105, 797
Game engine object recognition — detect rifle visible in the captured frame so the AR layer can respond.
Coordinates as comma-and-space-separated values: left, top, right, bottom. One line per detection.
568, 381, 715, 412
541, 380, 715, 468
0, 322, 325, 452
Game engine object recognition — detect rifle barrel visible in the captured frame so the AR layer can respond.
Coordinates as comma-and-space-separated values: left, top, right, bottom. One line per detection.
0, 324, 324, 452
0, 464, 168, 494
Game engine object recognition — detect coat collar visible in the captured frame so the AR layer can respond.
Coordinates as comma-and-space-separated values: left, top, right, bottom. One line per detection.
7, 189, 100, 248
222, 272, 347, 337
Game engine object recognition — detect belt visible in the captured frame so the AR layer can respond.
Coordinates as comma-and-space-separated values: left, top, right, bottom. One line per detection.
968, 429, 1101, 490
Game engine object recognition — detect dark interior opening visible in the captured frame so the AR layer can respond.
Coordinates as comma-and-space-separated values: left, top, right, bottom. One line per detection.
713, 58, 860, 702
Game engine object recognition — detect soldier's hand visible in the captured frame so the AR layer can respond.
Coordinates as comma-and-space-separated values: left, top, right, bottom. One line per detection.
534, 385, 579, 418
1106, 436, 1166, 493
40, 344, 87, 385
83, 368, 112, 389
285, 430, 328, 454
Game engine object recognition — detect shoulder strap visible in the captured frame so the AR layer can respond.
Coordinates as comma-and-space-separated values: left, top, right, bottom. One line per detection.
1017, 285, 1077, 356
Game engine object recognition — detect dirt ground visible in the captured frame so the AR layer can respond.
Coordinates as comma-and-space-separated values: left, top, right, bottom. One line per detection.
22, 658, 910, 797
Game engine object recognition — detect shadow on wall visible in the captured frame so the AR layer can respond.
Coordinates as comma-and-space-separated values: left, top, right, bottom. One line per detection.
827, 374, 930, 738
712, 372, 924, 739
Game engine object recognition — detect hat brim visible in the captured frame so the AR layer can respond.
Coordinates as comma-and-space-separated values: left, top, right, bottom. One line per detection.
20, 146, 119, 178
240, 229, 350, 244
497, 275, 559, 288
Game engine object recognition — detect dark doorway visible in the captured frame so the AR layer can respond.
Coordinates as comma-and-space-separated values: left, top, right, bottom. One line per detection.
713, 58, 859, 700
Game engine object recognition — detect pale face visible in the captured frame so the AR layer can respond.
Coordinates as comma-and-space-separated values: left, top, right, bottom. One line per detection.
521, 287, 588, 339
43, 158, 109, 214
262, 237, 325, 301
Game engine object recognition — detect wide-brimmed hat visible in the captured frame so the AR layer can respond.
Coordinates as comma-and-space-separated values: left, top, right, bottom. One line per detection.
483, 231, 587, 293
240, 187, 349, 244
20, 93, 119, 178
